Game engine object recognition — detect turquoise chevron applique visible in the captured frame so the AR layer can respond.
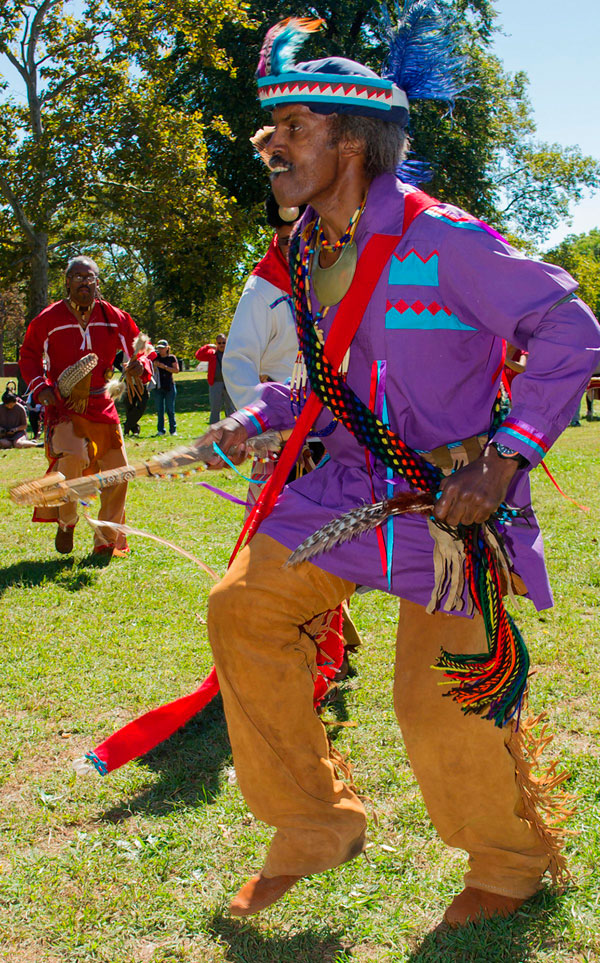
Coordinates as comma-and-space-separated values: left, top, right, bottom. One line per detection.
388, 249, 439, 286
385, 298, 476, 331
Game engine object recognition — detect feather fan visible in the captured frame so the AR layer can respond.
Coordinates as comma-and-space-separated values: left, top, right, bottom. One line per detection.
286, 491, 434, 566
256, 17, 325, 78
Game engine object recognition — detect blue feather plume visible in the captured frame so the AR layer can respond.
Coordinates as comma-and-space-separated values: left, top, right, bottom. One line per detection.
381, 0, 469, 108
396, 157, 434, 186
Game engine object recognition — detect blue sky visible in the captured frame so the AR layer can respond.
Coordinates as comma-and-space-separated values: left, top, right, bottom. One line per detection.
492, 0, 600, 248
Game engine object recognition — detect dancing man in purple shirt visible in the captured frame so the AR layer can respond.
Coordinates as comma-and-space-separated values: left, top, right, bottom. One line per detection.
195, 11, 600, 925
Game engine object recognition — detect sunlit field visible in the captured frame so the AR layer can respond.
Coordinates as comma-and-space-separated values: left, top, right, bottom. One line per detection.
1, 373, 599, 962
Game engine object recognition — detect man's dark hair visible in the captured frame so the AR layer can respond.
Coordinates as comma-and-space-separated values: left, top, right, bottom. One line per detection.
327, 115, 408, 180
2, 388, 17, 404
265, 192, 306, 229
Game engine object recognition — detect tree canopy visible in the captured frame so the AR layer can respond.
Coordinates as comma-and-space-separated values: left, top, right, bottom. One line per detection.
545, 229, 600, 320
0, 0, 598, 355
0, 0, 248, 327
167, 0, 599, 244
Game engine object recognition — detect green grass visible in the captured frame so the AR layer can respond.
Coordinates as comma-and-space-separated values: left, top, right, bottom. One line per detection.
1, 374, 599, 962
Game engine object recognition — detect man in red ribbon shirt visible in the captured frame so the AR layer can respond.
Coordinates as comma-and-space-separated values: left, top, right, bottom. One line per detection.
20, 255, 140, 556
195, 334, 235, 425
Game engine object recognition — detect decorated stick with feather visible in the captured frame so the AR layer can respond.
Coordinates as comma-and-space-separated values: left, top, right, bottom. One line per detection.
9, 431, 284, 508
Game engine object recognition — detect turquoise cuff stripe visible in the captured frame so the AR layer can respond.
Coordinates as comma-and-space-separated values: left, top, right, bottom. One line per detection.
246, 412, 264, 435
499, 426, 546, 457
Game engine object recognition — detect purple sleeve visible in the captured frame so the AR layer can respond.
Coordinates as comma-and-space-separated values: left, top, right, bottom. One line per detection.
231, 381, 335, 439
230, 382, 296, 438
439, 229, 600, 466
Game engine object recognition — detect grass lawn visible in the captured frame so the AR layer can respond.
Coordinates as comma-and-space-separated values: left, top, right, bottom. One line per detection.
0, 372, 599, 962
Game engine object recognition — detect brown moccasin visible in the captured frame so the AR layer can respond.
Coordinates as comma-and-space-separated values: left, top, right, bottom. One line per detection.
444, 886, 527, 927
55, 526, 75, 554
229, 873, 302, 917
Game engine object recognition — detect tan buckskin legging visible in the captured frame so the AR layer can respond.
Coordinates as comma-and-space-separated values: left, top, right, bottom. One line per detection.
43, 417, 129, 550
207, 533, 550, 898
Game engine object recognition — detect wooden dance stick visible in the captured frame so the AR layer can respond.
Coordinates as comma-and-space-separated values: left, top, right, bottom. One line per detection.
9, 430, 284, 508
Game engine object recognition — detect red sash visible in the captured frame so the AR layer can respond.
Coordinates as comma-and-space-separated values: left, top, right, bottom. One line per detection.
84, 190, 439, 776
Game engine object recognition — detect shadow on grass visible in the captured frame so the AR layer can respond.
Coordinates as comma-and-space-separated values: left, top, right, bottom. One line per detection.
99, 696, 232, 821
0, 556, 97, 596
409, 889, 564, 963
208, 914, 350, 963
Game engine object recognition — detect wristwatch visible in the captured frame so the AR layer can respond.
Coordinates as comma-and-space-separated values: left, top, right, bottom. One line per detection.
490, 441, 528, 469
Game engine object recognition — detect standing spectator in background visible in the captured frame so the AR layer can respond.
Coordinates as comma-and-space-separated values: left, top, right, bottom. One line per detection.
122, 334, 157, 437
154, 339, 179, 436
585, 358, 600, 419
195, 334, 235, 425
25, 391, 43, 440
0, 385, 40, 448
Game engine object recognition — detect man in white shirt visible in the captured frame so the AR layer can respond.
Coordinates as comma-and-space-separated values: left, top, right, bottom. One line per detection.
223, 194, 302, 409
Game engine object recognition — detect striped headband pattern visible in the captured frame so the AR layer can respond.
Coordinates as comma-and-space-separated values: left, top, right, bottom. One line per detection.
257, 72, 409, 115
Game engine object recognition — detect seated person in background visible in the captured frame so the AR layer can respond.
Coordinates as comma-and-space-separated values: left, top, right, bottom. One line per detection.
0, 386, 40, 448
503, 343, 528, 392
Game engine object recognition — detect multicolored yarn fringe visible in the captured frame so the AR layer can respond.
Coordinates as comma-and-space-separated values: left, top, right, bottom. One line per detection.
290, 223, 530, 728
435, 525, 530, 727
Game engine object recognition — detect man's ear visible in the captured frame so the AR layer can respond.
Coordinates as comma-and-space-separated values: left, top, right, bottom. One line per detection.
339, 136, 363, 158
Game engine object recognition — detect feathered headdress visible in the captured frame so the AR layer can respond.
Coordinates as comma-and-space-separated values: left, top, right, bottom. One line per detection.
256, 1, 468, 130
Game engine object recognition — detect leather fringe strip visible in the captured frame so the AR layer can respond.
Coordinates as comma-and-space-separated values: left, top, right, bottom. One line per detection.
507, 709, 576, 886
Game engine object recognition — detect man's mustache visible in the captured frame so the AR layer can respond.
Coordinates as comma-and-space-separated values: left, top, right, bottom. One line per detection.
269, 155, 293, 173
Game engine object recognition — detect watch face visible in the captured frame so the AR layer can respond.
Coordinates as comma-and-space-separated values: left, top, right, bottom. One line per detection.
494, 443, 518, 458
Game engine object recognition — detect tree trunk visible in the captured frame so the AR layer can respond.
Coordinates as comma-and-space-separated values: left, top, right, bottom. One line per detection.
27, 231, 49, 322
0, 327, 4, 376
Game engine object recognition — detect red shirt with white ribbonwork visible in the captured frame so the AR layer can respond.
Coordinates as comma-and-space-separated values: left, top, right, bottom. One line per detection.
20, 300, 140, 425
